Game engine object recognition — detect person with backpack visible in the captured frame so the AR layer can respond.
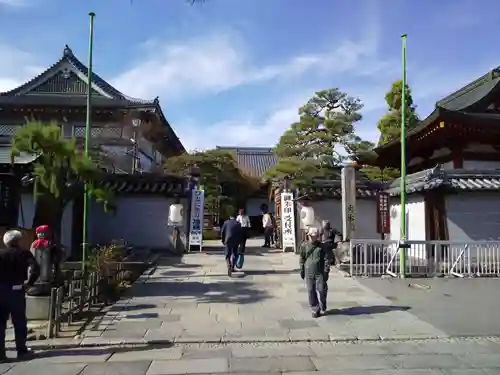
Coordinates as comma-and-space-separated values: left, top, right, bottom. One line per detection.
299, 227, 334, 318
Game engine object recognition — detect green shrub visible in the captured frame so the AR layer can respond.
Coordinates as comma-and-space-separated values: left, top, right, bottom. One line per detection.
203, 229, 220, 241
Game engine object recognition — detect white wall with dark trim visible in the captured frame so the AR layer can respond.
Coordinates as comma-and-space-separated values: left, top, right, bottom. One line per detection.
295, 198, 378, 239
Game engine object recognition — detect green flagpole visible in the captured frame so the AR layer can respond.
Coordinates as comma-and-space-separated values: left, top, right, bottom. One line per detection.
82, 12, 95, 273
399, 34, 407, 278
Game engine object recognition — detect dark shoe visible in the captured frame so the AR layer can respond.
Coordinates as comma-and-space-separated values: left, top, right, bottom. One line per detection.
312, 310, 320, 318
17, 349, 35, 360
320, 305, 327, 313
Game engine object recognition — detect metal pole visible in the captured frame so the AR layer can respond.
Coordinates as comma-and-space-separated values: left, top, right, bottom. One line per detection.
132, 129, 137, 174
82, 12, 95, 273
399, 34, 407, 278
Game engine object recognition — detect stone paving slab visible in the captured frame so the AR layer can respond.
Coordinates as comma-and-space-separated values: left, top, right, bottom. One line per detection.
3, 339, 500, 374
67, 245, 448, 346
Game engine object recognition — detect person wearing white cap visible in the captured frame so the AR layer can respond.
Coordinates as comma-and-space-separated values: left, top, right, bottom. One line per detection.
0, 230, 40, 362
299, 226, 333, 318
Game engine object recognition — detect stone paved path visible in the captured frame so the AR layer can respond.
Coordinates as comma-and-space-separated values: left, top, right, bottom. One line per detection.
75, 241, 446, 345
3, 338, 500, 374
3, 241, 499, 374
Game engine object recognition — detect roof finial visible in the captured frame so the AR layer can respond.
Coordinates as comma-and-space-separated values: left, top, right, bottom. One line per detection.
63, 45, 73, 57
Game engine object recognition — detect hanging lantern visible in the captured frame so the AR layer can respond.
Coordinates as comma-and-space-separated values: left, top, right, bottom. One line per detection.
168, 203, 184, 226
300, 206, 315, 227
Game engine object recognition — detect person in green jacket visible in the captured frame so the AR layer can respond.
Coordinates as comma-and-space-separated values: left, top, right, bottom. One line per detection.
300, 227, 333, 318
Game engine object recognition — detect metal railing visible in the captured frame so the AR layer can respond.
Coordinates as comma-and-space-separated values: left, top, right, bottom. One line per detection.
46, 264, 126, 338
344, 240, 500, 278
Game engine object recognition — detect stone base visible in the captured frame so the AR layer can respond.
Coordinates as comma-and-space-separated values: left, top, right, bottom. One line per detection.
26, 295, 51, 321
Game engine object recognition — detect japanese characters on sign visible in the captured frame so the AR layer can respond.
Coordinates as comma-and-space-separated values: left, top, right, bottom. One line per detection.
347, 204, 356, 233
280, 192, 296, 251
376, 192, 390, 234
189, 188, 205, 246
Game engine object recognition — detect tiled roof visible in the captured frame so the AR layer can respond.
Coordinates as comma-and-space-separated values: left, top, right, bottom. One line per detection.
0, 45, 185, 154
216, 147, 278, 179
0, 45, 154, 105
385, 167, 500, 196
0, 96, 154, 108
99, 173, 187, 195
297, 178, 382, 199
21, 171, 188, 195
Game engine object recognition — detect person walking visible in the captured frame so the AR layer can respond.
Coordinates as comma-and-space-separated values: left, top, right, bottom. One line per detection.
221, 216, 243, 277
236, 208, 251, 254
321, 220, 341, 265
269, 213, 277, 247
299, 227, 333, 318
0, 230, 40, 362
262, 209, 273, 248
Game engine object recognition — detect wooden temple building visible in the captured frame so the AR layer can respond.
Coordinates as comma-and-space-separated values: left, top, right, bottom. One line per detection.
0, 45, 189, 254
358, 65, 500, 242
215, 146, 278, 231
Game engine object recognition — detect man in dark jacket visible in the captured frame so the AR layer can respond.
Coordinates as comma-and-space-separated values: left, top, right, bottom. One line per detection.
321, 220, 341, 265
300, 227, 333, 318
0, 230, 40, 362
221, 216, 242, 276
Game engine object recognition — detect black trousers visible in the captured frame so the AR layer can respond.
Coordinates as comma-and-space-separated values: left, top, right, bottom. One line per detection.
0, 286, 28, 355
240, 228, 249, 254
224, 244, 239, 268
263, 227, 273, 246
305, 273, 328, 312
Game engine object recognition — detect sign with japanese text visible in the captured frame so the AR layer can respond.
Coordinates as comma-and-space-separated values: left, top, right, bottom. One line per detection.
280, 192, 296, 251
376, 192, 390, 234
189, 188, 205, 246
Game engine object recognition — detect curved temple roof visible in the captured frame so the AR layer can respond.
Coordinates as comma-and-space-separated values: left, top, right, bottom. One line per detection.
355, 66, 500, 166
0, 45, 185, 154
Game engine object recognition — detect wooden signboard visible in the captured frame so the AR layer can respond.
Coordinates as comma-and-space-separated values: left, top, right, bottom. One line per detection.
376, 192, 390, 234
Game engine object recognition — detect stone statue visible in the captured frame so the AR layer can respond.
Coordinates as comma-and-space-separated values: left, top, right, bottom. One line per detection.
26, 225, 63, 296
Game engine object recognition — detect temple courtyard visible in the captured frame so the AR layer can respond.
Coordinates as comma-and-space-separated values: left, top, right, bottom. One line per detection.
3, 239, 500, 374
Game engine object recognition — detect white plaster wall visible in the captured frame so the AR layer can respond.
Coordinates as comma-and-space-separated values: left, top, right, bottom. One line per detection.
389, 195, 426, 258
296, 199, 378, 239
462, 160, 500, 170
446, 193, 500, 241
441, 161, 454, 170
88, 196, 189, 251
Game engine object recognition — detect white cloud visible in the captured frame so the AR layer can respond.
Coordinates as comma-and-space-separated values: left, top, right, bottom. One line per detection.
175, 58, 500, 152
111, 30, 389, 101
0, 0, 31, 7
177, 101, 302, 151
0, 44, 42, 92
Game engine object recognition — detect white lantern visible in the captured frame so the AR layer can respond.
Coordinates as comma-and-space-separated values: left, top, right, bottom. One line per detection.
168, 203, 184, 226
300, 206, 315, 227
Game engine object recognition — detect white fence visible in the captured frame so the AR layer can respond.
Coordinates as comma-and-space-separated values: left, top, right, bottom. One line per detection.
344, 240, 500, 278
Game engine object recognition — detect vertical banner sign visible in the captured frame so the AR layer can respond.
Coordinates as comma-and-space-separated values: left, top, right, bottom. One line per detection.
280, 192, 296, 252
341, 166, 357, 240
376, 192, 390, 234
189, 188, 205, 247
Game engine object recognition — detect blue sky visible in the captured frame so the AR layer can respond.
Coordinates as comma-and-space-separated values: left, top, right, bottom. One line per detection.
0, 0, 499, 150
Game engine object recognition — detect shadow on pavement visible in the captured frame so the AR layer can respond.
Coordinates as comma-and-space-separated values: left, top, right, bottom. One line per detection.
241, 269, 300, 276
160, 269, 197, 277
109, 304, 158, 312
131, 280, 270, 304
30, 342, 175, 360
327, 305, 410, 316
